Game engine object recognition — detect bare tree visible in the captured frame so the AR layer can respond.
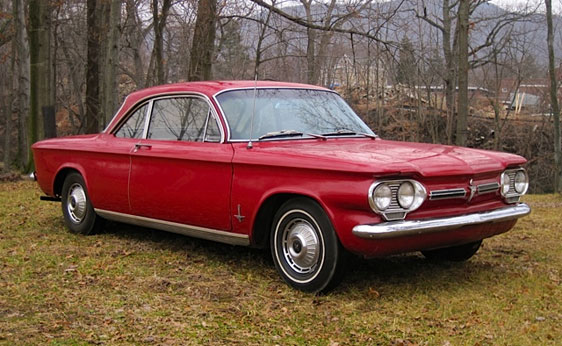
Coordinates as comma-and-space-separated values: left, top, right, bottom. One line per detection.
102, 0, 122, 125
146, 0, 171, 86
298, 0, 339, 84
28, 0, 54, 169
415, 0, 537, 145
251, 2, 274, 78
189, 0, 217, 81
121, 0, 151, 88
3, 1, 14, 170
456, 0, 469, 146
85, 0, 101, 133
546, 0, 561, 192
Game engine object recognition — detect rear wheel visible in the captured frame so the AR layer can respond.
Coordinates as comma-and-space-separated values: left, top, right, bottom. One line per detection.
421, 240, 482, 262
61, 172, 103, 235
270, 198, 347, 293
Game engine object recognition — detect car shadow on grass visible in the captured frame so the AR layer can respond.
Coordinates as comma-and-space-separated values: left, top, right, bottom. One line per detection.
99, 220, 512, 296
100, 220, 274, 269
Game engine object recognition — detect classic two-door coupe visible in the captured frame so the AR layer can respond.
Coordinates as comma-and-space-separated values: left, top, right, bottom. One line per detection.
32, 81, 531, 293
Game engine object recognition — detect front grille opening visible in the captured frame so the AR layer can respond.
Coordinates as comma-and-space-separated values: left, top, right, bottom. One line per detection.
429, 188, 467, 200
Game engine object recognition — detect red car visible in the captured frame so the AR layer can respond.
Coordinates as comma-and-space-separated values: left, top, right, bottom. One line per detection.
32, 81, 530, 293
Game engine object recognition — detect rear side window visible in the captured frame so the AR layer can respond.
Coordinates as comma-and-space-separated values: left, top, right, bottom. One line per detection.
147, 97, 220, 142
114, 104, 148, 139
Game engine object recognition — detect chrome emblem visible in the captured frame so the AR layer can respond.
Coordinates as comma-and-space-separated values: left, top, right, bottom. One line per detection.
467, 179, 477, 203
234, 204, 245, 222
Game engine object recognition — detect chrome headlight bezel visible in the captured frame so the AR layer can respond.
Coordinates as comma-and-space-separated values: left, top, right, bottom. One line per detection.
371, 183, 392, 211
368, 179, 427, 221
500, 172, 511, 195
500, 167, 529, 203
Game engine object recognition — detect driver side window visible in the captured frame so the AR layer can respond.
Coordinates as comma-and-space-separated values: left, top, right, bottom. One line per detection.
114, 104, 148, 139
147, 97, 220, 142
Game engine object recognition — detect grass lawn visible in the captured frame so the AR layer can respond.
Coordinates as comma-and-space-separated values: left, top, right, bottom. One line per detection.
0, 181, 560, 345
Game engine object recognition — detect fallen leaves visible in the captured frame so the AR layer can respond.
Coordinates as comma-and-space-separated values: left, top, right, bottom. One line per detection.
0, 183, 561, 344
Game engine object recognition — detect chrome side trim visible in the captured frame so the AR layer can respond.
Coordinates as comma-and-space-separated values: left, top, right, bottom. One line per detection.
429, 188, 467, 200
352, 203, 530, 240
477, 182, 500, 194
141, 99, 154, 140
94, 209, 250, 246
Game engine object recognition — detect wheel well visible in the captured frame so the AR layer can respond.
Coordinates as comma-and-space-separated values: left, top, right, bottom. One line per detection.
53, 168, 80, 197
251, 193, 321, 249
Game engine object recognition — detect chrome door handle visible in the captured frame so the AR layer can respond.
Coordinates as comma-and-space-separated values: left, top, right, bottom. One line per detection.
134, 143, 152, 148
133, 143, 152, 152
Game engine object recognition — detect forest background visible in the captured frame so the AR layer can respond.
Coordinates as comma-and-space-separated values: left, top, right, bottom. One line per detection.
0, 0, 561, 193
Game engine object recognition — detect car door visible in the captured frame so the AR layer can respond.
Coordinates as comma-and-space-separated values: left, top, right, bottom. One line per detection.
91, 102, 151, 214
128, 95, 233, 231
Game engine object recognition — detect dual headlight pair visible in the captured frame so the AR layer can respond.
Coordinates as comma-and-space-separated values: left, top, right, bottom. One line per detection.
500, 168, 529, 197
368, 180, 426, 213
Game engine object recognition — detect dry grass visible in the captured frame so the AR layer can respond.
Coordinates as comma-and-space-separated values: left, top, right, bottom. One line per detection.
1, 181, 561, 345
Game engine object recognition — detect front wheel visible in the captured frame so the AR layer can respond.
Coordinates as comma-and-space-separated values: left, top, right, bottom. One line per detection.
61, 172, 104, 235
421, 240, 482, 262
270, 198, 346, 293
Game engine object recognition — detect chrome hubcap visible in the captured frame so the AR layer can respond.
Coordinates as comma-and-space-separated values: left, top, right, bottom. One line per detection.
67, 183, 87, 224
282, 218, 320, 274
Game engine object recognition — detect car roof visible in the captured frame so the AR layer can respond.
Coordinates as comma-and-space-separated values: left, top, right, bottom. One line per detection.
104, 81, 331, 134
127, 80, 330, 100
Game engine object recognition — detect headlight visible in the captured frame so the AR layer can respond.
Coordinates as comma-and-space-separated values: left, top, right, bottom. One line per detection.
409, 181, 426, 210
514, 170, 529, 194
369, 179, 427, 221
373, 184, 392, 210
500, 168, 529, 203
500, 172, 511, 196
398, 182, 414, 208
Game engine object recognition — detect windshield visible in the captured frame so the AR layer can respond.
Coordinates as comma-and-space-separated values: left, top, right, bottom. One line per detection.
215, 88, 374, 140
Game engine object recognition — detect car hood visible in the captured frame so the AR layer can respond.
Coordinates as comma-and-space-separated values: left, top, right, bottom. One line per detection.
234, 138, 526, 177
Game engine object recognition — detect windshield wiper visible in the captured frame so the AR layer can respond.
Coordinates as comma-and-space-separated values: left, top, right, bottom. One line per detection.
322, 129, 377, 139
258, 130, 304, 140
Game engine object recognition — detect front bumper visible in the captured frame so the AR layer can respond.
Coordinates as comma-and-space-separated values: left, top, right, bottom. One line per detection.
352, 203, 531, 240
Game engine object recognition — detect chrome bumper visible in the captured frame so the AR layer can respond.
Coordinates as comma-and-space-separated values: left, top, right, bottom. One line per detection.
352, 203, 531, 240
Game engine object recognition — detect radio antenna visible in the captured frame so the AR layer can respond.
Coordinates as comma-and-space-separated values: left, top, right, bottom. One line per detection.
247, 74, 258, 149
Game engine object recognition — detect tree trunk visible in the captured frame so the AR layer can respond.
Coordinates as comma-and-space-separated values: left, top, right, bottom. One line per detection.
442, 0, 455, 145
153, 0, 171, 85
456, 0, 469, 146
28, 0, 52, 170
125, 0, 145, 88
3, 81, 12, 170
14, 0, 30, 169
45, 2, 57, 140
98, 1, 110, 123
300, 0, 336, 85
189, 0, 217, 81
305, 26, 316, 84
4, 1, 17, 169
86, 0, 101, 133
546, 0, 562, 192
375, 42, 384, 133
103, 0, 122, 125
254, 7, 272, 78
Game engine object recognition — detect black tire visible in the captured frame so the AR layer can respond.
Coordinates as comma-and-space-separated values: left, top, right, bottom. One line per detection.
270, 197, 347, 293
61, 172, 103, 235
421, 240, 482, 262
